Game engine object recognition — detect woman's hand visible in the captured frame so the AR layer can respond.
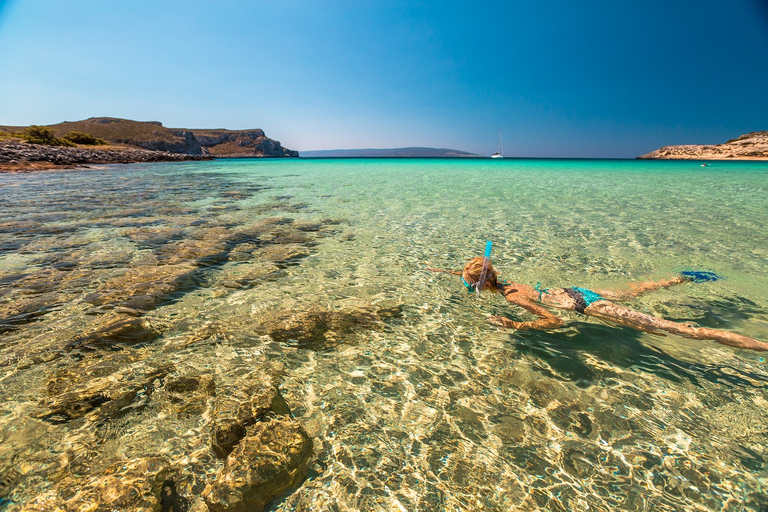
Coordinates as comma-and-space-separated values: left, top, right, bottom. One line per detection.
487, 314, 565, 330
488, 315, 519, 329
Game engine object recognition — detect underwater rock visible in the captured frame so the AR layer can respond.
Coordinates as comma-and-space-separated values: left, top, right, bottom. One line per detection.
209, 385, 292, 459
249, 385, 292, 419
69, 312, 160, 350
292, 220, 323, 232
203, 418, 313, 512
257, 303, 403, 351
188, 499, 211, 512
1, 267, 97, 334
490, 413, 527, 444
252, 201, 308, 215
219, 190, 251, 200
261, 244, 311, 266
0, 299, 62, 334
214, 262, 282, 290
22, 457, 171, 512
163, 373, 217, 417
162, 321, 226, 351
549, 404, 595, 439
157, 238, 231, 266
84, 264, 199, 311
43, 349, 146, 398
123, 227, 188, 248
38, 363, 174, 424
166, 374, 216, 395
114, 306, 144, 317
211, 420, 248, 459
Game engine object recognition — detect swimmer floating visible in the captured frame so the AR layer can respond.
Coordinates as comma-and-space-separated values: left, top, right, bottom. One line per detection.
428, 243, 768, 352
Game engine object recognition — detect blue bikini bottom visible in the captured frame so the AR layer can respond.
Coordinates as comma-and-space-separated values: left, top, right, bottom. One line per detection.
564, 287, 603, 314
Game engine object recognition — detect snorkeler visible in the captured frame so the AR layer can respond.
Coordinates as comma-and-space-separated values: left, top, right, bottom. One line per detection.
427, 249, 768, 352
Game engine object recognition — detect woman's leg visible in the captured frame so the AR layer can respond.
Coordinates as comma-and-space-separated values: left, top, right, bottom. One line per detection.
591, 276, 689, 300
585, 301, 768, 352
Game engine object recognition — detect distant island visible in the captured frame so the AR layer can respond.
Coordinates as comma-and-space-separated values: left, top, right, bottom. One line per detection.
301, 147, 480, 158
638, 131, 768, 160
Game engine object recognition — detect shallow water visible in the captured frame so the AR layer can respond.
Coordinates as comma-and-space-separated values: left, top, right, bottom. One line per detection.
1, 158, 767, 510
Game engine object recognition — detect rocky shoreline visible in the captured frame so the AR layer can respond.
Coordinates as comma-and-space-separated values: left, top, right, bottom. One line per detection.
638, 131, 768, 160
1, 117, 300, 164
0, 139, 212, 173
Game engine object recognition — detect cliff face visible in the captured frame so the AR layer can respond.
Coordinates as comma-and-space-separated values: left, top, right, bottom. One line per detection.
189, 129, 299, 158
638, 131, 768, 160
1, 117, 298, 158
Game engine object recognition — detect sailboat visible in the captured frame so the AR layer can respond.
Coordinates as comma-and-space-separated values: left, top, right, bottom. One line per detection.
491, 133, 503, 159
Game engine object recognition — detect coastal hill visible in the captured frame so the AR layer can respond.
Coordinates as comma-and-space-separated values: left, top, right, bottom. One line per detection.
0, 117, 298, 158
638, 131, 768, 160
301, 147, 480, 158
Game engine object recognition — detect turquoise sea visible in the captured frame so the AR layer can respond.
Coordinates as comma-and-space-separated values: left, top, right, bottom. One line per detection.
1, 158, 767, 510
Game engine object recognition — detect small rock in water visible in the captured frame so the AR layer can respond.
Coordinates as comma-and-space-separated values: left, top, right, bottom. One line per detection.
203, 419, 313, 512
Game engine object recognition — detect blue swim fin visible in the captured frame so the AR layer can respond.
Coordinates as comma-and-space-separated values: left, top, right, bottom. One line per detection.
681, 270, 721, 283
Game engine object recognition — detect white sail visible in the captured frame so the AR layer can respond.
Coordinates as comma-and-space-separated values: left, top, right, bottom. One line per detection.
491, 133, 503, 158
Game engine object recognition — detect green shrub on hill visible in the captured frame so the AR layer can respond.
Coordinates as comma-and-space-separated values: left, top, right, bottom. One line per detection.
63, 131, 108, 145
21, 125, 75, 147
0, 130, 25, 140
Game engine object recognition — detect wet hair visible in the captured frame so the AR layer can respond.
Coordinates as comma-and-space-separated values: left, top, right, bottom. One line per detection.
462, 256, 498, 290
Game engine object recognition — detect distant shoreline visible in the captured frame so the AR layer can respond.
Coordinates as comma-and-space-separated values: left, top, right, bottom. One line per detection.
4, 138, 768, 174
638, 131, 768, 160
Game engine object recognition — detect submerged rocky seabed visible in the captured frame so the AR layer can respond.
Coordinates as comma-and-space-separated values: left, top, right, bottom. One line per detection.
0, 160, 767, 511
0, 166, 373, 511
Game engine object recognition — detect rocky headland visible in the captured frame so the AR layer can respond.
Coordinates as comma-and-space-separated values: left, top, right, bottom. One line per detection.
0, 117, 299, 172
638, 131, 768, 160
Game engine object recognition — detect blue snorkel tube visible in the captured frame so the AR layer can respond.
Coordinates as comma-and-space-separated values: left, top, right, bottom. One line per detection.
475, 241, 492, 294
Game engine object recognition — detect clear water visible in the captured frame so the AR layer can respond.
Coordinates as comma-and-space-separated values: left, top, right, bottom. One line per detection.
1, 158, 767, 511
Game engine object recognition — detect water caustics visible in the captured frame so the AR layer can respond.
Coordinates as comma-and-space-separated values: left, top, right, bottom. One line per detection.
0, 158, 767, 511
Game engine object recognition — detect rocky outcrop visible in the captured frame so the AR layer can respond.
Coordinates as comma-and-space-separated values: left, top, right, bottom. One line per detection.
191, 129, 299, 158
203, 419, 313, 512
138, 129, 203, 154
0, 139, 210, 172
638, 131, 768, 160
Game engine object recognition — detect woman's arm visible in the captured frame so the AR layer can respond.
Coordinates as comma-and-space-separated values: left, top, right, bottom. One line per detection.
488, 295, 565, 330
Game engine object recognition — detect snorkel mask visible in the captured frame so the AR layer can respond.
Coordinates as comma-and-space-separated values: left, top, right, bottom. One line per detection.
461, 241, 492, 293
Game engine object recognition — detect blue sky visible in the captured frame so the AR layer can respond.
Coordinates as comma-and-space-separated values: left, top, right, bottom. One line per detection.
0, 0, 766, 157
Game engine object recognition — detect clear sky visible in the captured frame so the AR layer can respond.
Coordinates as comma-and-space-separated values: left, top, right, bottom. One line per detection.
1, 0, 767, 157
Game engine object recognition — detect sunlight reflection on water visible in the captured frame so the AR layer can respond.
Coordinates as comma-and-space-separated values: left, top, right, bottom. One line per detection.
0, 158, 767, 511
